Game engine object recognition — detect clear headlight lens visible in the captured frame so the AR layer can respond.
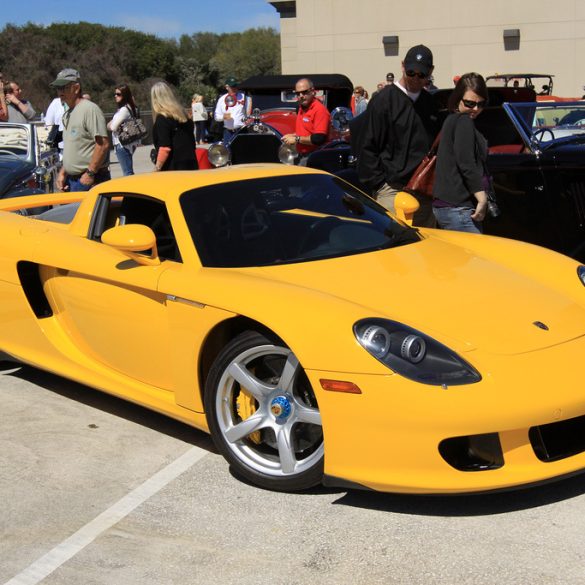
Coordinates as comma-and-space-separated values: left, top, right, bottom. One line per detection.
578, 265, 585, 286
208, 142, 231, 167
354, 318, 481, 386
278, 143, 297, 165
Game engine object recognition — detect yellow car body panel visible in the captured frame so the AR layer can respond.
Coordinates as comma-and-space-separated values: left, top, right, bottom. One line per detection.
1, 165, 585, 493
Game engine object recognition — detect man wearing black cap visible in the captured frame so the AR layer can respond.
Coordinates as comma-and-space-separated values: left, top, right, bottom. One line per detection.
50, 68, 110, 192
213, 77, 250, 143
358, 45, 439, 226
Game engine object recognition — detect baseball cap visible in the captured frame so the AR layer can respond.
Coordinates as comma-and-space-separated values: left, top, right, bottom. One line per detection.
403, 45, 434, 76
50, 68, 81, 87
225, 76, 239, 87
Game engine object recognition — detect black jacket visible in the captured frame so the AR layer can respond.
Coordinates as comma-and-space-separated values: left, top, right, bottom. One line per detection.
433, 113, 487, 206
357, 84, 439, 193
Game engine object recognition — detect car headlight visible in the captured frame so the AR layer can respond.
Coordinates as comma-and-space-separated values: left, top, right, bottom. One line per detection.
578, 265, 585, 286
208, 142, 231, 167
278, 143, 297, 165
354, 318, 481, 386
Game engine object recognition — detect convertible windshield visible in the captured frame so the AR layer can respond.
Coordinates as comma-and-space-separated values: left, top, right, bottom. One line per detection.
507, 102, 585, 146
0, 125, 29, 157
180, 174, 420, 267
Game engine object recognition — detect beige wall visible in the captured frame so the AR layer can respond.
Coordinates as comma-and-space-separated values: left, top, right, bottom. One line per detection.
271, 0, 585, 98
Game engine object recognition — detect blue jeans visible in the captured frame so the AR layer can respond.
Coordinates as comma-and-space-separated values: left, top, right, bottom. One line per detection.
115, 144, 135, 176
68, 169, 111, 192
433, 206, 483, 234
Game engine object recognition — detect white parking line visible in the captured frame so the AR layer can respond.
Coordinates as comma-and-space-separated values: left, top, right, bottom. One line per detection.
3, 446, 208, 585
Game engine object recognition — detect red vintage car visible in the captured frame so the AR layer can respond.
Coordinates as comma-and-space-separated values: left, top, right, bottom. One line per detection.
198, 74, 354, 169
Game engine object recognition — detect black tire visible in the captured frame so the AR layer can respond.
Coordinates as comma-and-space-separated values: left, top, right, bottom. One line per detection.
204, 330, 324, 491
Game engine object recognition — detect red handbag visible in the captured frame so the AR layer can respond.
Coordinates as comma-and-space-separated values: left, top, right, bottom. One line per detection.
405, 134, 441, 198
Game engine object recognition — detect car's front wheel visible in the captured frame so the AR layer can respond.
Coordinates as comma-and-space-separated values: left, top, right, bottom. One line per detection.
204, 331, 324, 491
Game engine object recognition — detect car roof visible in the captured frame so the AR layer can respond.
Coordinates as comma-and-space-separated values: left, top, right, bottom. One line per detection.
239, 74, 353, 92
95, 164, 329, 200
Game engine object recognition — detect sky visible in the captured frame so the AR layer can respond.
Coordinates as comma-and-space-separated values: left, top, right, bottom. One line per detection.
1, 0, 281, 37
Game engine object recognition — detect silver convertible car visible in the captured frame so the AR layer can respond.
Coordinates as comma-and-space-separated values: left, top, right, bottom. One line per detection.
0, 122, 59, 203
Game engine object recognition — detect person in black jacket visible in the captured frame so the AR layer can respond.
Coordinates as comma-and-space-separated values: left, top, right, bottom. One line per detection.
150, 81, 198, 172
357, 44, 439, 226
432, 73, 489, 233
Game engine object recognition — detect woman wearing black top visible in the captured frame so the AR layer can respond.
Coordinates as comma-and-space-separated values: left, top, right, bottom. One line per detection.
432, 73, 488, 233
150, 81, 198, 171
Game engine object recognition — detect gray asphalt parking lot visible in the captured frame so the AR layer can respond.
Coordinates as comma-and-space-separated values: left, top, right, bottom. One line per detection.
4, 365, 585, 584
3, 149, 585, 584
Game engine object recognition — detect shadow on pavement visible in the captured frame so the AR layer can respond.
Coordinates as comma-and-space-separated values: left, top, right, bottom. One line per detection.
7, 363, 216, 452
332, 472, 585, 516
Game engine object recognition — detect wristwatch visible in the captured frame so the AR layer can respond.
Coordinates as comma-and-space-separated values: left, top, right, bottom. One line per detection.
295, 135, 301, 144
85, 169, 96, 178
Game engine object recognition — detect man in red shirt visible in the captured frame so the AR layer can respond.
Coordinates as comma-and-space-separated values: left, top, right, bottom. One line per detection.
283, 78, 329, 164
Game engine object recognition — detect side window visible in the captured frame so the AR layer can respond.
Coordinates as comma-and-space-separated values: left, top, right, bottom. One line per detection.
89, 194, 182, 263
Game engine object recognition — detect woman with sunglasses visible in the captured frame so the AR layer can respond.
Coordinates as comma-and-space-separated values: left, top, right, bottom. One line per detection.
107, 84, 140, 176
432, 72, 489, 233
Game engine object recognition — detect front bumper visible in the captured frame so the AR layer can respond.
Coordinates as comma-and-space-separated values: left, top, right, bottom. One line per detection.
307, 334, 585, 493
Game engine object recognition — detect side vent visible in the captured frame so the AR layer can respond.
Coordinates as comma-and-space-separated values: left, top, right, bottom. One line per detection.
16, 261, 53, 318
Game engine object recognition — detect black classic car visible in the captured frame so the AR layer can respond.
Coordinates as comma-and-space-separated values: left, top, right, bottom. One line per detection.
479, 100, 585, 261
201, 74, 354, 169
0, 122, 59, 205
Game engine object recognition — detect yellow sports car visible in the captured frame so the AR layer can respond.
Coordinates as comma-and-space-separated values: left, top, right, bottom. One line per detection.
3, 165, 585, 494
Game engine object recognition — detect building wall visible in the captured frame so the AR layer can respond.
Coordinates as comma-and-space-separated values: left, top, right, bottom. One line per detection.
269, 0, 585, 98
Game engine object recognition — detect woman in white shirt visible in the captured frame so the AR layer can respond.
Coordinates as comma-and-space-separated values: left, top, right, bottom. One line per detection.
191, 94, 208, 144
107, 84, 140, 176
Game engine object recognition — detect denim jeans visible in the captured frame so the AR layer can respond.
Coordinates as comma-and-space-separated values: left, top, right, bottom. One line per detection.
115, 144, 135, 176
433, 206, 483, 234
68, 169, 111, 192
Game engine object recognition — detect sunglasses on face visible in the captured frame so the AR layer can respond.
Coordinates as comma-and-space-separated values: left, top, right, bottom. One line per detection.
114, 92, 122, 96
461, 98, 487, 109
405, 70, 427, 79
295, 89, 312, 97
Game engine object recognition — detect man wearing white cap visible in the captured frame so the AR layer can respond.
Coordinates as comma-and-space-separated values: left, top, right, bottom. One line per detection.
50, 68, 110, 191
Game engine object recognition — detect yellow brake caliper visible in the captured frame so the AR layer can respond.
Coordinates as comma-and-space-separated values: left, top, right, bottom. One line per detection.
236, 387, 261, 444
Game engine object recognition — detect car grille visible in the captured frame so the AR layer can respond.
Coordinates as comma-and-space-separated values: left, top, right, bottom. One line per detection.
231, 134, 282, 164
529, 414, 585, 462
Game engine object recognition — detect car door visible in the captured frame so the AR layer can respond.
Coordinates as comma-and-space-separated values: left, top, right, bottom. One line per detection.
36, 193, 178, 391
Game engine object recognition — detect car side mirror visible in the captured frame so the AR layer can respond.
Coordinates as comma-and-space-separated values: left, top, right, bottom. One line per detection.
394, 192, 420, 225
101, 224, 160, 266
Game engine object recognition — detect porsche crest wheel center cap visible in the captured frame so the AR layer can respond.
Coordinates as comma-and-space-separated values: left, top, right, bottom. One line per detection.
270, 395, 292, 421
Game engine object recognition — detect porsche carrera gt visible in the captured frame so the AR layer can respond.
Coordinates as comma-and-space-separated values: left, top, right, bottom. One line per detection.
2, 165, 585, 494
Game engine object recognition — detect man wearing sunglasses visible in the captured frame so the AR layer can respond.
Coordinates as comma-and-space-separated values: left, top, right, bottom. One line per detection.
357, 44, 439, 226
282, 78, 329, 164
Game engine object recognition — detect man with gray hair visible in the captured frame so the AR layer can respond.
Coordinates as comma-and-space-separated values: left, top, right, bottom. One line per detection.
50, 68, 110, 191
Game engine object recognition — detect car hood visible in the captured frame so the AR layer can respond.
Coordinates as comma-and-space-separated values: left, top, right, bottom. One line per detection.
253, 236, 585, 356
0, 158, 34, 194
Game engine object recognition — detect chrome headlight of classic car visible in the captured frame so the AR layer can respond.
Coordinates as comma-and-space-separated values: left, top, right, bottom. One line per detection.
278, 143, 297, 165
208, 142, 231, 167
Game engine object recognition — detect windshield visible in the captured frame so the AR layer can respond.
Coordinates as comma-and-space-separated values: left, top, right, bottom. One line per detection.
0, 125, 29, 158
507, 102, 585, 146
180, 174, 420, 268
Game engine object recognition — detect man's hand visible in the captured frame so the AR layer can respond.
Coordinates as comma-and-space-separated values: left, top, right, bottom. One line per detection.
79, 171, 95, 187
282, 133, 297, 146
56, 169, 68, 191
